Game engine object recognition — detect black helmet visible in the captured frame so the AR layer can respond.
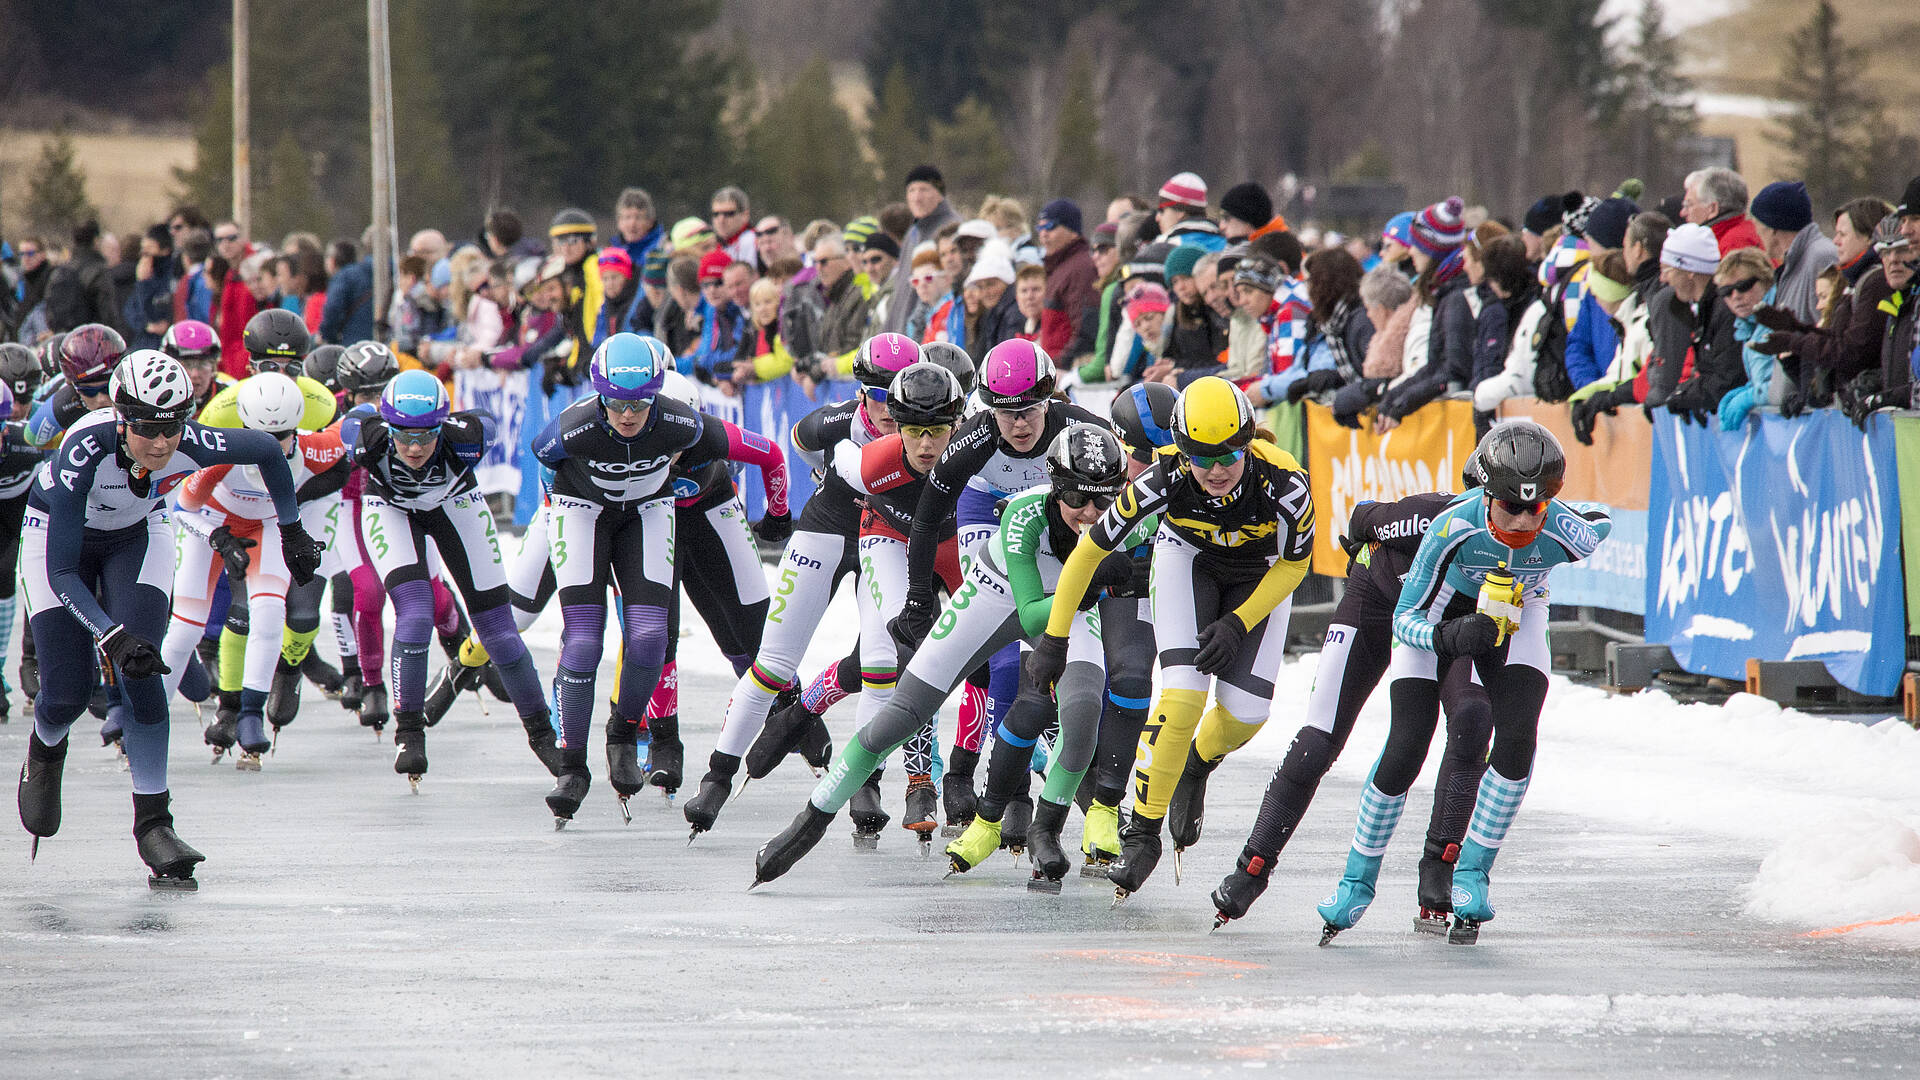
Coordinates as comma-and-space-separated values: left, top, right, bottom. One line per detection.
1461, 446, 1485, 491
1110, 381, 1177, 463
243, 307, 312, 367
303, 343, 347, 390
918, 340, 976, 395
0, 342, 44, 402
549, 208, 596, 240
884, 361, 965, 427
1475, 421, 1564, 503
37, 332, 68, 378
338, 341, 400, 394
1046, 423, 1128, 502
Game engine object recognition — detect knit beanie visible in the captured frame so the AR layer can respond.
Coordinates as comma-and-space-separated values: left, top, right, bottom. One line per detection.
1163, 244, 1206, 281
697, 249, 731, 283
1220, 182, 1274, 228
1381, 211, 1417, 250
642, 247, 671, 287
1585, 197, 1641, 250
1039, 198, 1083, 235
1158, 171, 1208, 210
1660, 223, 1720, 275
1560, 192, 1600, 239
1523, 196, 1561, 236
905, 164, 946, 193
1124, 281, 1171, 321
596, 247, 634, 279
1409, 197, 1466, 257
1750, 180, 1814, 232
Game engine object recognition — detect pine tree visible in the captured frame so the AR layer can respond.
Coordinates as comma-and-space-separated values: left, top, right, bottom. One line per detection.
172, 64, 233, 218
1049, 53, 1117, 205
928, 97, 1013, 207
867, 63, 928, 201
1608, 0, 1696, 197
257, 132, 330, 241
1768, 0, 1884, 212
743, 59, 870, 225
26, 130, 97, 237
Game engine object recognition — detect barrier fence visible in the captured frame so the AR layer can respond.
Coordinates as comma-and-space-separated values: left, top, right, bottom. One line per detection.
469, 365, 1915, 699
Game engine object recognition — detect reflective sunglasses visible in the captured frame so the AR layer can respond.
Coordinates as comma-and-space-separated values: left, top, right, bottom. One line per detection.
1187, 448, 1246, 470
898, 423, 953, 440
993, 400, 1046, 422
125, 419, 185, 439
252, 358, 300, 376
1057, 489, 1115, 510
601, 397, 651, 416
390, 425, 442, 446
1496, 497, 1547, 516
862, 385, 890, 404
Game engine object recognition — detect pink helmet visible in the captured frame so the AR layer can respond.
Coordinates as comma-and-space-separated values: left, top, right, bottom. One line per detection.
854, 332, 921, 390
161, 320, 221, 363
979, 339, 1055, 410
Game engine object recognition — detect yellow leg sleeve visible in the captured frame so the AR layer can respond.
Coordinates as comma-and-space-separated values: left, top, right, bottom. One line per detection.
218, 627, 247, 693
1131, 687, 1207, 820
607, 640, 627, 705
280, 625, 319, 665
458, 633, 489, 668
1194, 704, 1262, 764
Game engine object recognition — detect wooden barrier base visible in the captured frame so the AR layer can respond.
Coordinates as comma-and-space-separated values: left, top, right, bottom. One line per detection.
1904, 673, 1920, 729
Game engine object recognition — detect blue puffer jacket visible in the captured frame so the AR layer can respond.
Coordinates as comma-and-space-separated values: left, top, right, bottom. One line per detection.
1564, 289, 1619, 391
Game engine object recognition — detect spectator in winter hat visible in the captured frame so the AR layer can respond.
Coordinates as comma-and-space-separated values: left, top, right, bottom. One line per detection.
861, 233, 902, 336
887, 163, 961, 334
710, 185, 757, 269
1682, 167, 1764, 255
1584, 196, 1641, 251
591, 248, 635, 348
1379, 212, 1416, 269
1220, 181, 1287, 242
671, 217, 719, 257
1898, 175, 1920, 248
1157, 171, 1226, 252
1037, 197, 1097, 358
1409, 197, 1467, 259
1522, 195, 1561, 261
1749, 179, 1838, 325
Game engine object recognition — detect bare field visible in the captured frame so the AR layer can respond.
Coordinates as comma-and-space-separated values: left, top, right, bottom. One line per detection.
0, 128, 197, 239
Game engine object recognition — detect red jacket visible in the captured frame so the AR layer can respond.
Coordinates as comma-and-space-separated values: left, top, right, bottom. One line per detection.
217, 245, 261, 378
1039, 237, 1098, 356
1710, 213, 1763, 257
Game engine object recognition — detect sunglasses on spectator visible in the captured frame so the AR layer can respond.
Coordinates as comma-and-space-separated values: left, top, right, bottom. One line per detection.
19, 247, 41, 258
910, 273, 941, 287
712, 207, 745, 219
1186, 448, 1246, 470
862, 254, 889, 268
125, 419, 185, 439
1717, 277, 1764, 296
756, 219, 786, 234
1495, 497, 1548, 516
993, 401, 1047, 422
1057, 489, 1115, 510
899, 423, 953, 440
390, 425, 442, 446
600, 397, 650, 416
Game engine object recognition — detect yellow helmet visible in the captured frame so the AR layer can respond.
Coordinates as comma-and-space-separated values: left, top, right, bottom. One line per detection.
1171, 376, 1254, 460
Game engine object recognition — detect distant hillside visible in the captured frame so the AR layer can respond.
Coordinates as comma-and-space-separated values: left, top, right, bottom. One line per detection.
1688, 0, 1920, 107
0, 127, 195, 239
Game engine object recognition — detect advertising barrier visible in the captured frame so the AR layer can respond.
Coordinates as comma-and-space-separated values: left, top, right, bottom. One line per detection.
1496, 400, 1650, 615
1645, 410, 1904, 696
451, 366, 530, 497
1303, 398, 1478, 575
1892, 414, 1920, 636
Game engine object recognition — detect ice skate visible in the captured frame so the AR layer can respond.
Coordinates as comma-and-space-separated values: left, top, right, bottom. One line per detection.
521, 709, 564, 777
1416, 837, 1459, 936
134, 792, 204, 891
684, 752, 740, 842
18, 733, 67, 858
1080, 800, 1122, 878
1025, 799, 1071, 892
204, 692, 239, 763
943, 813, 1001, 875
1446, 839, 1498, 943
266, 657, 303, 734
848, 775, 889, 850
751, 803, 834, 888
358, 681, 389, 736
902, 774, 938, 856
999, 792, 1033, 860
1167, 746, 1218, 854
392, 712, 428, 792
1108, 814, 1164, 904
1317, 849, 1384, 944
940, 746, 978, 837
546, 748, 591, 829
645, 714, 684, 799
743, 687, 808, 779
1210, 850, 1273, 931
606, 717, 647, 823
300, 651, 344, 696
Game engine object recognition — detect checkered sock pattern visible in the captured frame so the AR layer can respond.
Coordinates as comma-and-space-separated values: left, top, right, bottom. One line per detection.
1464, 767, 1532, 850
1351, 781, 1407, 858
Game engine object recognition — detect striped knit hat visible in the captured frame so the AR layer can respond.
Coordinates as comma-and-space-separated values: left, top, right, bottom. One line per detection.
1409, 197, 1466, 257
1158, 171, 1208, 210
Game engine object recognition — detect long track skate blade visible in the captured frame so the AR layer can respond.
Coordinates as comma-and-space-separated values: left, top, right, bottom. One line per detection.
852, 833, 879, 852
474, 689, 488, 716
748, 878, 765, 892
1081, 859, 1112, 879
1414, 912, 1450, 937
30, 836, 39, 861
1027, 873, 1061, 895
553, 817, 570, 831
1173, 848, 1183, 886
1111, 889, 1130, 909
1210, 913, 1229, 933
148, 873, 199, 892
1448, 918, 1480, 945
918, 838, 932, 859
941, 824, 965, 838
1318, 923, 1342, 947
731, 779, 750, 803
619, 798, 632, 825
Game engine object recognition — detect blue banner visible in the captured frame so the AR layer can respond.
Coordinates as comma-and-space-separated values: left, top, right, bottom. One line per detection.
1548, 508, 1646, 614
1645, 410, 1904, 696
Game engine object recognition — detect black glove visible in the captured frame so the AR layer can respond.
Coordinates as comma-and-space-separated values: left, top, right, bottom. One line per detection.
752, 511, 792, 546
1749, 333, 1793, 356
279, 520, 323, 587
1193, 614, 1248, 676
1085, 551, 1135, 607
1024, 633, 1069, 696
1569, 396, 1603, 446
100, 625, 170, 681
888, 591, 938, 654
1751, 305, 1805, 333
1330, 378, 1383, 429
1436, 613, 1501, 660
208, 524, 256, 579
1286, 368, 1344, 403
1338, 533, 1368, 560
1778, 387, 1807, 419
1122, 550, 1153, 597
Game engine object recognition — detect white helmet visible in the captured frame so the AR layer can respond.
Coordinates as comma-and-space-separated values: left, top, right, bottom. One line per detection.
108, 350, 195, 424
657, 369, 699, 410
236, 372, 306, 436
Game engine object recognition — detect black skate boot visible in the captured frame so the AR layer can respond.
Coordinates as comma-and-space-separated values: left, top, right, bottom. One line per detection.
234, 706, 271, 772
266, 658, 303, 736
1415, 836, 1459, 936
480, 661, 510, 702
300, 651, 344, 696
545, 747, 591, 829
1000, 791, 1034, 857
338, 667, 364, 711
204, 690, 240, 763
520, 709, 564, 777
1210, 849, 1275, 930
1108, 813, 1165, 904
796, 711, 833, 770
941, 746, 979, 837
752, 803, 835, 888
358, 681, 390, 735
605, 716, 646, 822
683, 751, 741, 842
743, 687, 808, 779
1167, 746, 1220, 882
1025, 799, 1072, 893
423, 659, 484, 727
133, 791, 205, 891
18, 733, 67, 859
392, 712, 428, 791
902, 774, 938, 856
848, 775, 889, 850
19, 636, 40, 701
645, 714, 684, 798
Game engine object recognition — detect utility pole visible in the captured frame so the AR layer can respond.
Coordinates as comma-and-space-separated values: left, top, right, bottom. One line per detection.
232, 0, 250, 234
368, 0, 393, 340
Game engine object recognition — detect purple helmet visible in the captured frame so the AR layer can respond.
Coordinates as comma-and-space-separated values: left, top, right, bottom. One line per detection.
378, 369, 450, 428
853, 332, 921, 390
590, 333, 670, 401
979, 339, 1056, 410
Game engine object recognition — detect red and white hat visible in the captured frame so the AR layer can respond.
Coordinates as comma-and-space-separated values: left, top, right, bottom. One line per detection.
1158, 172, 1208, 210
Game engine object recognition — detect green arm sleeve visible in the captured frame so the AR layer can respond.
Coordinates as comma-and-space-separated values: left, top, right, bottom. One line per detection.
1000, 498, 1055, 637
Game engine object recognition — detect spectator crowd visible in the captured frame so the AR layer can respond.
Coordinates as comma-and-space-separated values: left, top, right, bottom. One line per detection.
7, 162, 1920, 448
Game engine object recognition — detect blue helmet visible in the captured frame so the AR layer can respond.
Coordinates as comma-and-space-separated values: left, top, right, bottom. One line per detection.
378, 369, 450, 428
591, 333, 670, 402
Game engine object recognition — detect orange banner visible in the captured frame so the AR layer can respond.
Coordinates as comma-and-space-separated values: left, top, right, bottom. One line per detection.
1304, 399, 1478, 575
1494, 399, 1650, 511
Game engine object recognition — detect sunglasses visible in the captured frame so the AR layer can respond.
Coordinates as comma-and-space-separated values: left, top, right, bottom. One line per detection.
863, 385, 891, 404
390, 425, 442, 446
910, 274, 941, 287
601, 397, 650, 416
252, 358, 300, 375
1187, 448, 1246, 470
1718, 277, 1764, 296
993, 401, 1046, 421
899, 423, 953, 440
76, 379, 112, 397
19, 248, 42, 258
1057, 489, 1115, 510
125, 419, 185, 439
712, 207, 745, 219
1495, 497, 1547, 516
863, 254, 889, 267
